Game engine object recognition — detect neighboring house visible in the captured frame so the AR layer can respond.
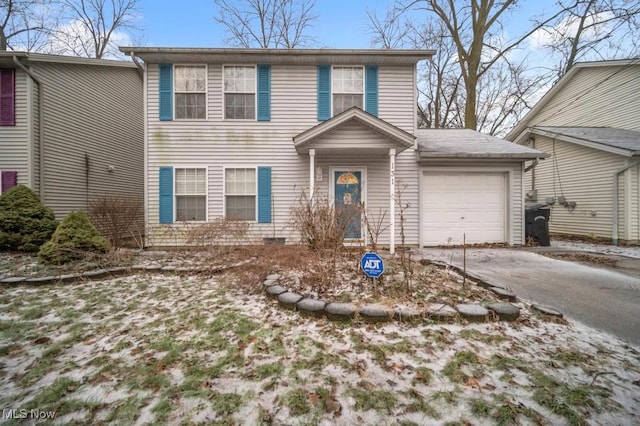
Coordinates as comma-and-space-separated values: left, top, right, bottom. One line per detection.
120, 47, 544, 250
506, 59, 640, 244
0, 52, 144, 220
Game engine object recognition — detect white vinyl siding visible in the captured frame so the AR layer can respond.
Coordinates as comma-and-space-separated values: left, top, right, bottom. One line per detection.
146, 63, 418, 246
174, 65, 206, 120
525, 135, 636, 242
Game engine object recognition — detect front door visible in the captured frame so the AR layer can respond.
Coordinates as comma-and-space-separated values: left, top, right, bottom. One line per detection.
334, 170, 362, 239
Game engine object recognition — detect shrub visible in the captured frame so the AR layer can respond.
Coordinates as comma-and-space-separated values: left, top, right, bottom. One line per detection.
185, 218, 250, 248
0, 185, 57, 252
88, 194, 143, 248
39, 211, 108, 264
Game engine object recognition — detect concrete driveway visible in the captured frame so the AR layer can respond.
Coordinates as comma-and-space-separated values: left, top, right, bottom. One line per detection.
420, 248, 640, 347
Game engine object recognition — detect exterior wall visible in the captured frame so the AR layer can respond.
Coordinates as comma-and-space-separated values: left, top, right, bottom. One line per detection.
34, 62, 143, 219
524, 65, 640, 131
525, 136, 634, 241
146, 62, 418, 246
419, 161, 524, 246
0, 69, 30, 188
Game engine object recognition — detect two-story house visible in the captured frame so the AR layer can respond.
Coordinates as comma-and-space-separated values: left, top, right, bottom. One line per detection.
0, 52, 143, 219
507, 59, 640, 244
120, 47, 544, 251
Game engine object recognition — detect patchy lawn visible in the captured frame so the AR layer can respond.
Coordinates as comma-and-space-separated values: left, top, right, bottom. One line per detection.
0, 248, 639, 424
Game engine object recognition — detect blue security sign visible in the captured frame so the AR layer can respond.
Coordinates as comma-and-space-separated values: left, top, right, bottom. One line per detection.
360, 252, 384, 278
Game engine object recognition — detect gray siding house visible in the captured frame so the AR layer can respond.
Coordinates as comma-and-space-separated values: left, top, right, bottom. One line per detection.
0, 52, 143, 219
121, 47, 544, 250
507, 59, 640, 244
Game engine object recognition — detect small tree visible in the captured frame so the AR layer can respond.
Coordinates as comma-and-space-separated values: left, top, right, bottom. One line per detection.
39, 210, 108, 264
0, 185, 57, 252
88, 194, 142, 248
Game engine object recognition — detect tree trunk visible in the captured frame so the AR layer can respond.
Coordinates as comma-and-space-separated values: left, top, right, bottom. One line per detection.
0, 32, 6, 50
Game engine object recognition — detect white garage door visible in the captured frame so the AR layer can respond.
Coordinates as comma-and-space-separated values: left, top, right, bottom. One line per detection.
422, 171, 507, 245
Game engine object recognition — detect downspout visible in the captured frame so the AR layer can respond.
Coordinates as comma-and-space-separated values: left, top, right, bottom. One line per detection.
13, 56, 45, 201
129, 52, 144, 77
612, 160, 640, 244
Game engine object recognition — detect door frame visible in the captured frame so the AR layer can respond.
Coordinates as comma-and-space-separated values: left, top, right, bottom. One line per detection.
329, 166, 367, 242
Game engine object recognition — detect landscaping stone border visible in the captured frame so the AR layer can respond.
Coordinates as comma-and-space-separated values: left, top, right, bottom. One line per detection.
260, 273, 528, 324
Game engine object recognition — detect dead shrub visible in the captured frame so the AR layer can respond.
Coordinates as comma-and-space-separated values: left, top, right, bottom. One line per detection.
185, 218, 250, 251
290, 190, 359, 253
88, 194, 143, 249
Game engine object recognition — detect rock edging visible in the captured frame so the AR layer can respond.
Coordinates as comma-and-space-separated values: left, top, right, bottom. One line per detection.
261, 274, 524, 324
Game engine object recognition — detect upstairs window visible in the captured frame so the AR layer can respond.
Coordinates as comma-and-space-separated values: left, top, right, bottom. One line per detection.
174, 65, 206, 119
332, 66, 363, 115
175, 168, 206, 221
0, 68, 15, 126
224, 66, 256, 120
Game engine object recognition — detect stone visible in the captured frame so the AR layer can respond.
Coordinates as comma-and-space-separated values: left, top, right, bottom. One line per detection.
25, 276, 55, 285
144, 265, 162, 272
456, 304, 488, 322
487, 303, 521, 321
82, 269, 108, 279
277, 292, 303, 310
265, 285, 287, 298
0, 276, 26, 284
107, 267, 127, 276
424, 303, 458, 322
531, 304, 563, 318
265, 274, 281, 281
359, 304, 393, 323
297, 298, 327, 318
263, 279, 279, 287
325, 303, 357, 321
161, 266, 177, 272
489, 287, 517, 302
55, 274, 78, 283
393, 307, 423, 323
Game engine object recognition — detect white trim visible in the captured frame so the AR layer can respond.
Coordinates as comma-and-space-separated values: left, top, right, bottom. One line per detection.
25, 75, 33, 188
624, 160, 632, 241
389, 148, 396, 254
172, 64, 208, 121
172, 165, 209, 222
222, 165, 259, 222
527, 128, 635, 157
143, 63, 149, 246
329, 166, 367, 241
222, 64, 257, 121
309, 149, 315, 200
521, 162, 525, 245
420, 166, 514, 246
331, 65, 364, 117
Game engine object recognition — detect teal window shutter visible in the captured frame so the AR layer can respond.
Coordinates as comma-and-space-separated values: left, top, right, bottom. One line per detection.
257, 65, 271, 121
365, 65, 379, 117
317, 65, 331, 121
159, 166, 174, 223
159, 64, 173, 121
257, 166, 272, 223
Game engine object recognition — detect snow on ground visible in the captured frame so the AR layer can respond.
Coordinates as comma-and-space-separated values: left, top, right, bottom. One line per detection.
548, 240, 640, 258
0, 273, 639, 425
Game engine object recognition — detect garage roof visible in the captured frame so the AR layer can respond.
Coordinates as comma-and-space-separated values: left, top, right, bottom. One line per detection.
416, 129, 547, 160
528, 126, 640, 157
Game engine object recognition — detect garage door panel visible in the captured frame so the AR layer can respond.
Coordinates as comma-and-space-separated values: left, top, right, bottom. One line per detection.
422, 171, 506, 245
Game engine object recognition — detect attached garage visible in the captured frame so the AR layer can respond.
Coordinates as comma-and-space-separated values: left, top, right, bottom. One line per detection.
416, 129, 548, 247
422, 171, 507, 245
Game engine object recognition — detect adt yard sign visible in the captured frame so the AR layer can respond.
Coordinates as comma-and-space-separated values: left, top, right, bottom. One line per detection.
361, 252, 384, 278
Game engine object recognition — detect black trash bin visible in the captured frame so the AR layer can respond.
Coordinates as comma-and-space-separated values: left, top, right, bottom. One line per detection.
525, 204, 551, 246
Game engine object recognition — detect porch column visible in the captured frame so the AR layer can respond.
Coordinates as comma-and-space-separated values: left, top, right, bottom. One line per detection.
389, 148, 396, 255
309, 149, 316, 202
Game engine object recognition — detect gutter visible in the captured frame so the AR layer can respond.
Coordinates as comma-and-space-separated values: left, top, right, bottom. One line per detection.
13, 56, 45, 202
612, 161, 640, 244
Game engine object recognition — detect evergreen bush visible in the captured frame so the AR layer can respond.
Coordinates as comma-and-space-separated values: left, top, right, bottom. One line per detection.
39, 211, 108, 264
0, 185, 58, 252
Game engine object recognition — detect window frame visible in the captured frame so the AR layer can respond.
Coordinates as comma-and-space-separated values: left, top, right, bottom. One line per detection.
223, 166, 258, 222
222, 65, 257, 121
173, 64, 208, 121
331, 65, 365, 117
173, 166, 208, 222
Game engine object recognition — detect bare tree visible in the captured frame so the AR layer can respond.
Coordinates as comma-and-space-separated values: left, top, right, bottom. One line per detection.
0, 0, 52, 51
214, 0, 317, 48
49, 0, 141, 58
534, 0, 640, 78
